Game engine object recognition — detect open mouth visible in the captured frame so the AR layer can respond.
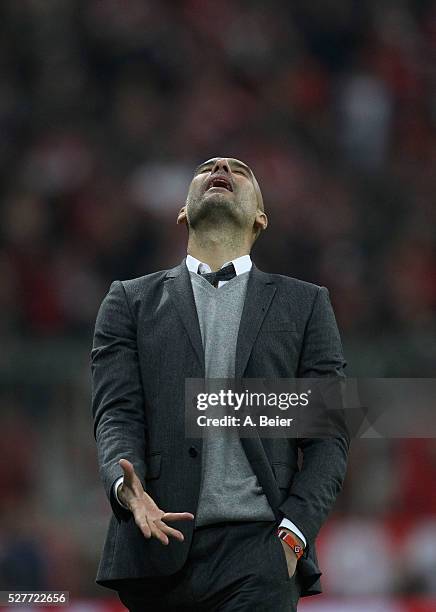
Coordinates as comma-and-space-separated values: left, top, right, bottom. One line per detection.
205, 175, 233, 192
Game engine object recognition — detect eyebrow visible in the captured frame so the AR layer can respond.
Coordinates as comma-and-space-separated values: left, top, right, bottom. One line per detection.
194, 159, 253, 177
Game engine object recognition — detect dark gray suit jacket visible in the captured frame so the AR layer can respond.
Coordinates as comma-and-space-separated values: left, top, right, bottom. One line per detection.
91, 260, 349, 597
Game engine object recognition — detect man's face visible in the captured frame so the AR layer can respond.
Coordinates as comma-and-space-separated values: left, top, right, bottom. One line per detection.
181, 157, 264, 233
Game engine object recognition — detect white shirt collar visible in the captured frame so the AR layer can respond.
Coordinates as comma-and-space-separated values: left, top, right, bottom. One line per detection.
186, 253, 252, 276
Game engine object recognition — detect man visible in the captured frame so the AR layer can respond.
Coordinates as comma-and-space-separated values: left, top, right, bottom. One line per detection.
91, 157, 349, 611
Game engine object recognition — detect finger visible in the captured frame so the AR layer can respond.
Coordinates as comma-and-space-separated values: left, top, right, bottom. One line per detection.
161, 512, 194, 522
155, 519, 185, 542
147, 516, 169, 546
135, 515, 152, 540
118, 458, 135, 486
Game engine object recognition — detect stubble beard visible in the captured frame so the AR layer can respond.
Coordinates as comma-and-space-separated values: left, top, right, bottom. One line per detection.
187, 192, 245, 232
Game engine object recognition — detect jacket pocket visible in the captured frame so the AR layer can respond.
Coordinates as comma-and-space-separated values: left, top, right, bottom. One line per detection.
261, 321, 297, 332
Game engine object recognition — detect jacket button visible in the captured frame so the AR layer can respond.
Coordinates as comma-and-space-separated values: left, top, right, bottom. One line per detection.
188, 446, 198, 457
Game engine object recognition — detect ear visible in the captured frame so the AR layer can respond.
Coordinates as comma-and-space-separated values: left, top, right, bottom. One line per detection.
177, 205, 188, 225
254, 210, 268, 232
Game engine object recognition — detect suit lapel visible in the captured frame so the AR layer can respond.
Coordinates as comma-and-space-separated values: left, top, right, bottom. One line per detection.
164, 260, 205, 372
235, 264, 276, 378
236, 265, 281, 515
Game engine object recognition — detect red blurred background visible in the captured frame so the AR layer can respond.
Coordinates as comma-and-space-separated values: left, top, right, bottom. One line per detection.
0, 1, 435, 610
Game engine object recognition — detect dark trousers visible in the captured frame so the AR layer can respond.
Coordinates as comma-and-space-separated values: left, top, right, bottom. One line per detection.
117, 520, 301, 611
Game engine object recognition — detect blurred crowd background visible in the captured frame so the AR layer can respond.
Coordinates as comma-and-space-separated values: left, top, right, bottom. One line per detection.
0, 0, 435, 607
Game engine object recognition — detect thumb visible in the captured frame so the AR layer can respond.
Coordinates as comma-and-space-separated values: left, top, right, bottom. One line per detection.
118, 458, 136, 487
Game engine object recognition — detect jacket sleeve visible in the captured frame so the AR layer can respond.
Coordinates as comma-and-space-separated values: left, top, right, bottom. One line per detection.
91, 280, 147, 522
278, 286, 350, 545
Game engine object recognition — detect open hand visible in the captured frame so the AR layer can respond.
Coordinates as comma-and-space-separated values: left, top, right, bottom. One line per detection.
117, 458, 194, 545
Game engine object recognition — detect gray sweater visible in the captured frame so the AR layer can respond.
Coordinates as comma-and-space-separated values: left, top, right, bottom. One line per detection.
190, 271, 275, 526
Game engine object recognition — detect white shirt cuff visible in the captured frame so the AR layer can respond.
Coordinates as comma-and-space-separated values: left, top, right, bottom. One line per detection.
113, 476, 129, 510
278, 518, 307, 548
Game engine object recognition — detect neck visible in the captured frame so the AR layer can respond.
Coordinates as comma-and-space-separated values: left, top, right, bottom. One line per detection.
187, 228, 251, 272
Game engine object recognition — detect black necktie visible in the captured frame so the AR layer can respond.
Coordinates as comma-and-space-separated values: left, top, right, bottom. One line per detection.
200, 263, 236, 288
